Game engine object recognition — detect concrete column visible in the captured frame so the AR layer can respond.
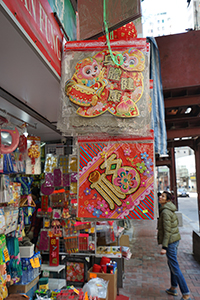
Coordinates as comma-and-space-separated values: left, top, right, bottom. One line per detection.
194, 143, 200, 231
169, 147, 178, 209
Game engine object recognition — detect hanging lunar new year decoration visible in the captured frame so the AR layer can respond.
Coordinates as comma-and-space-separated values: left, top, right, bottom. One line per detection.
77, 133, 154, 220
65, 48, 145, 118
58, 38, 150, 136
18, 135, 27, 153
26, 136, 41, 175
98, 21, 138, 41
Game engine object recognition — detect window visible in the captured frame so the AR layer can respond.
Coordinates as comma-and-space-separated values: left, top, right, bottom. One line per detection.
162, 19, 164, 23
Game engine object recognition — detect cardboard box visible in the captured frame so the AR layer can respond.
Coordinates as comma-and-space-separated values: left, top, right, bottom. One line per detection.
8, 276, 39, 294
88, 267, 117, 300
26, 282, 38, 300
119, 235, 129, 247
98, 234, 130, 248
110, 234, 130, 247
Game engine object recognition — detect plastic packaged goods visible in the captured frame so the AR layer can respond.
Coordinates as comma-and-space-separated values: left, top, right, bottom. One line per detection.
44, 154, 59, 173
83, 277, 108, 298
25, 259, 30, 282
20, 258, 28, 284
58, 39, 151, 137
38, 251, 42, 275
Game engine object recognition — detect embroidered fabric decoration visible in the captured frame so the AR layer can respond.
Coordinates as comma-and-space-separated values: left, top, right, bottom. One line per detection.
77, 134, 154, 219
58, 39, 150, 136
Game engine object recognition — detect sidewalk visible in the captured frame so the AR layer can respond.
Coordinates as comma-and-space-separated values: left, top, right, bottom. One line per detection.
118, 219, 200, 300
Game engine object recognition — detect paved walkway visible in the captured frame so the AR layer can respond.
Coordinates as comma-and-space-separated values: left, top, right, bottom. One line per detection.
118, 218, 200, 300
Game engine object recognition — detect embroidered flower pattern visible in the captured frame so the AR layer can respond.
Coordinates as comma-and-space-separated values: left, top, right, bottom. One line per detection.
122, 197, 133, 209
143, 169, 153, 177
141, 152, 149, 160
116, 207, 123, 214
85, 204, 94, 213
84, 188, 91, 196
97, 200, 108, 212
92, 208, 102, 218
136, 162, 147, 174
140, 180, 147, 187
144, 158, 153, 169
123, 147, 131, 156
102, 210, 111, 217
114, 168, 138, 193
100, 151, 108, 159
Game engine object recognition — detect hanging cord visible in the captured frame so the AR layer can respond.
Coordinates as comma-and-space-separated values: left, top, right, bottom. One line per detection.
103, 0, 123, 66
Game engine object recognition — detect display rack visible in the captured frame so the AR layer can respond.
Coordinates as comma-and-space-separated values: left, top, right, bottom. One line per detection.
41, 264, 66, 290
41, 264, 65, 273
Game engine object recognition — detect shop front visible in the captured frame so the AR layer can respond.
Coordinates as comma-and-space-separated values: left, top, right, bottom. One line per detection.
0, 1, 165, 299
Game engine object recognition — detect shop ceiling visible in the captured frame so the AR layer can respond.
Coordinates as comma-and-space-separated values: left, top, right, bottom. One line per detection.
0, 5, 62, 142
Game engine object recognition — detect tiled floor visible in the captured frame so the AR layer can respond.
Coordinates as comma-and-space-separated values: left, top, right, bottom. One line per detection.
118, 219, 200, 300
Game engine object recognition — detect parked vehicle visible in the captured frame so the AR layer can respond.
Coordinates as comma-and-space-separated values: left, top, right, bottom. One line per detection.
177, 188, 189, 197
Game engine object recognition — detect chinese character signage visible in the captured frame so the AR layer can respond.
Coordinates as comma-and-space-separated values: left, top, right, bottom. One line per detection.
2, 0, 63, 76
49, 237, 59, 266
77, 134, 154, 219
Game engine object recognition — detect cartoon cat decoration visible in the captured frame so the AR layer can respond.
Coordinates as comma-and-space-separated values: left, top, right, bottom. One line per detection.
65, 48, 145, 118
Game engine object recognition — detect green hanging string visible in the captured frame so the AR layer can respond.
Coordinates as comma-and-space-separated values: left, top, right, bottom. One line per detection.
103, 0, 123, 66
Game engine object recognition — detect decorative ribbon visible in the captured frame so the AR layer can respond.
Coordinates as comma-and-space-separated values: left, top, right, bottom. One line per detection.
103, 0, 123, 66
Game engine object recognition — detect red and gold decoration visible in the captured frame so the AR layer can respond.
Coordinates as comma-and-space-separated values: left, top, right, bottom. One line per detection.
41, 195, 48, 212
98, 21, 137, 41
49, 237, 59, 267
26, 136, 41, 175
65, 43, 146, 118
66, 261, 85, 283
59, 33, 150, 137
77, 133, 154, 219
